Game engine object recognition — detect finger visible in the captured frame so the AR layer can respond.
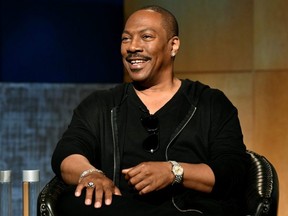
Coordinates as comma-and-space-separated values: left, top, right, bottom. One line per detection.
75, 183, 85, 197
123, 167, 142, 179
85, 185, 95, 205
122, 168, 135, 181
133, 177, 151, 191
103, 185, 123, 206
122, 168, 132, 174
122, 168, 133, 180
103, 187, 113, 205
128, 170, 147, 186
94, 186, 104, 208
139, 184, 153, 195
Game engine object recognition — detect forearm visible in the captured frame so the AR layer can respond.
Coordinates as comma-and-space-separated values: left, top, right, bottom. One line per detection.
180, 163, 215, 193
122, 161, 215, 195
60, 154, 96, 185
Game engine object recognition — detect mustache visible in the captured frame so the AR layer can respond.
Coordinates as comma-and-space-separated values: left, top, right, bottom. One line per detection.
126, 53, 151, 61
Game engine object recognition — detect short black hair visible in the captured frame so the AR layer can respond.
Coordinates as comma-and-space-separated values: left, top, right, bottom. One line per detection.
139, 5, 179, 38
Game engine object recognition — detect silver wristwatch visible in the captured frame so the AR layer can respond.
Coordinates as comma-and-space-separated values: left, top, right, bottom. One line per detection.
169, 161, 184, 185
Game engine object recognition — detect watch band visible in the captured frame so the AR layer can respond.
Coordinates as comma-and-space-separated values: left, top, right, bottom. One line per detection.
169, 161, 184, 185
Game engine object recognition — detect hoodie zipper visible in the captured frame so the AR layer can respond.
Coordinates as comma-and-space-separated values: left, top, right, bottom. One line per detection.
111, 104, 198, 182
110, 108, 119, 185
165, 105, 197, 160
164, 105, 203, 214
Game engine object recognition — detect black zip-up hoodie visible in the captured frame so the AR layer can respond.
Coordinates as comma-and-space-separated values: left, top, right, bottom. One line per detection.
52, 79, 249, 215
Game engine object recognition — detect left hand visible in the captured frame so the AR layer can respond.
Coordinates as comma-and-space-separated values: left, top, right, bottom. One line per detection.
122, 161, 174, 195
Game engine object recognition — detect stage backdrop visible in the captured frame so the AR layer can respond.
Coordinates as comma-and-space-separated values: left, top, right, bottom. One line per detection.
1, 0, 124, 83
0, 83, 116, 215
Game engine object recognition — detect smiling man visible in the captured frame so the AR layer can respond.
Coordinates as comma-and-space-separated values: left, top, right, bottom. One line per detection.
52, 5, 249, 216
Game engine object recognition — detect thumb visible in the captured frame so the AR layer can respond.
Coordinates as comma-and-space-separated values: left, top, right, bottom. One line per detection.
114, 186, 122, 196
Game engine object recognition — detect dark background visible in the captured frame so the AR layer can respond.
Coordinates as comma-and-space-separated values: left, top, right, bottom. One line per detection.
0, 0, 124, 214
1, 0, 124, 83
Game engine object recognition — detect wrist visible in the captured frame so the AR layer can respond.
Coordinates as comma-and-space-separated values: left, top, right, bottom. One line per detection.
78, 168, 104, 183
169, 161, 184, 185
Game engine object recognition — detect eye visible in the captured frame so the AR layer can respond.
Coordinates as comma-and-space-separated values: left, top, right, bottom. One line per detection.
121, 35, 131, 43
142, 34, 154, 40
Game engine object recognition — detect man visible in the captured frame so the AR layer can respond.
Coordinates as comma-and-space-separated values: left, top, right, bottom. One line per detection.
52, 5, 249, 216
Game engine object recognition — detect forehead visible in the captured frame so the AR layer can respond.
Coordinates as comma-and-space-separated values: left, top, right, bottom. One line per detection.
124, 10, 164, 33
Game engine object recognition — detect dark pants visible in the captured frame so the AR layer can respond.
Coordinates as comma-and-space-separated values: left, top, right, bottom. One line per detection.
57, 188, 203, 216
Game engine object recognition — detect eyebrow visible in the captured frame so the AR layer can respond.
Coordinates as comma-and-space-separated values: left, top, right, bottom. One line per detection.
122, 28, 157, 35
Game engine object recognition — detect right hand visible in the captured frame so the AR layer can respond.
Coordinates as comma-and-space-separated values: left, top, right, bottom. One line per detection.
75, 172, 122, 208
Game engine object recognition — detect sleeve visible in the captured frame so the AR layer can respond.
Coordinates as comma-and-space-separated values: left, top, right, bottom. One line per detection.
51, 93, 102, 178
206, 90, 250, 199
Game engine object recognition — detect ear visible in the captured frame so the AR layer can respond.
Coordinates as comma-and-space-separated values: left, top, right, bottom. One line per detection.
170, 36, 180, 57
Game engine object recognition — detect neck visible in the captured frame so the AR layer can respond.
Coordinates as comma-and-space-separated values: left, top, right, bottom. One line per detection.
133, 78, 182, 114
133, 77, 181, 94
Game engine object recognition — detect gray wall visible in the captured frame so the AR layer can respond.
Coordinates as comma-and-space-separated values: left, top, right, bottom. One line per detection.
0, 83, 116, 215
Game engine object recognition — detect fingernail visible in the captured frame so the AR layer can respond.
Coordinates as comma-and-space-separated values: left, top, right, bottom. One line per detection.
95, 202, 101, 208
75, 191, 80, 197
85, 199, 91, 205
105, 199, 111, 205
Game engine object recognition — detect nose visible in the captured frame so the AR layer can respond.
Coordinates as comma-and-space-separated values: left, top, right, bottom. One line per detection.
127, 38, 143, 53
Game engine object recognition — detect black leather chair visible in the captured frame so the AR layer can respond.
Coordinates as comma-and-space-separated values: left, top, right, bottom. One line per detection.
37, 150, 279, 216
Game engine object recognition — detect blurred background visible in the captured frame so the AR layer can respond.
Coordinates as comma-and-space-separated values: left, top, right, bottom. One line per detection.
1, 0, 287, 215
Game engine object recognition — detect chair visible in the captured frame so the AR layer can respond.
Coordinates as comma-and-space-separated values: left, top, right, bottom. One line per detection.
244, 150, 279, 216
37, 150, 279, 216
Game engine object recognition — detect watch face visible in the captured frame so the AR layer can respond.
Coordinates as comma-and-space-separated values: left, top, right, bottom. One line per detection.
173, 165, 183, 175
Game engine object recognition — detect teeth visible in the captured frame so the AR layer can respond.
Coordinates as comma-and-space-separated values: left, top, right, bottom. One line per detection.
131, 60, 145, 64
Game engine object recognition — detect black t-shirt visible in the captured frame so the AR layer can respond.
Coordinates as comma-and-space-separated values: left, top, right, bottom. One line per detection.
119, 81, 190, 202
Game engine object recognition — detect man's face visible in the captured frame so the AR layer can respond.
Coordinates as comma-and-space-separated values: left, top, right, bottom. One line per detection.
121, 10, 174, 85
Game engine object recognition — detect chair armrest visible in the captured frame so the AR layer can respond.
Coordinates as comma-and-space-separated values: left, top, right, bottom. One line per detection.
245, 150, 279, 216
37, 176, 69, 216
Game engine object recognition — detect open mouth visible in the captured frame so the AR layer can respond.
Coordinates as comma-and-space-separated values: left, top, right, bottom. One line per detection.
130, 59, 146, 65
126, 56, 150, 70
124, 53, 151, 71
